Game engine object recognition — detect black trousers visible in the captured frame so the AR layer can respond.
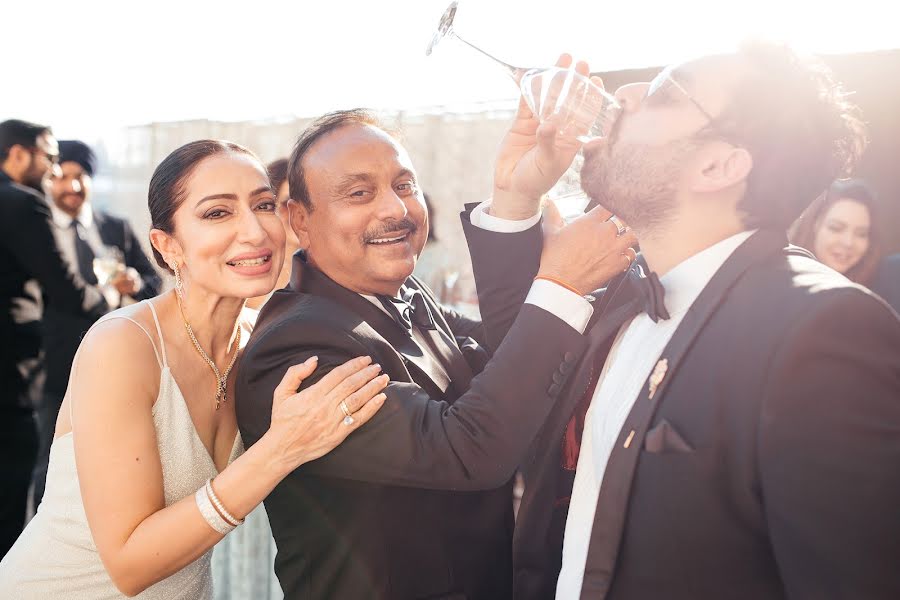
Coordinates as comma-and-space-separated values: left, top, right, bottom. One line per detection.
0, 408, 38, 558
32, 392, 64, 510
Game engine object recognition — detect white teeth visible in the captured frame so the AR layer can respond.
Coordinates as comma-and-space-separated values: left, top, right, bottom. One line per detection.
369, 234, 407, 245
229, 256, 269, 266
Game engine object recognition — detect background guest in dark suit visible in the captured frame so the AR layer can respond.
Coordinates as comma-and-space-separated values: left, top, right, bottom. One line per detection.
462, 44, 900, 599
0, 120, 109, 557
790, 178, 883, 286
236, 109, 635, 599
32, 140, 161, 507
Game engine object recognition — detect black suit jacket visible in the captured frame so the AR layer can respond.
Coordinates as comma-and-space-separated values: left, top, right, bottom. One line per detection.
236, 256, 587, 599
0, 171, 108, 411
462, 206, 900, 600
42, 210, 161, 396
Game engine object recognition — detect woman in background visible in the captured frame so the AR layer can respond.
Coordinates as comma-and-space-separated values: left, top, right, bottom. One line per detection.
791, 178, 883, 286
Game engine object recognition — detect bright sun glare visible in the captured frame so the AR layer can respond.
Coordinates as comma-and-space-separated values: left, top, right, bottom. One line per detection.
3, 0, 895, 139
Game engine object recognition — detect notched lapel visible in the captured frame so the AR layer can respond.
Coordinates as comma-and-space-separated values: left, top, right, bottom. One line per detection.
301, 267, 454, 397
578, 229, 791, 600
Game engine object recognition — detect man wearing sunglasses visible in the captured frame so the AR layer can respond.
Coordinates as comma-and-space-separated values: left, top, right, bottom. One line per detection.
462, 43, 900, 598
0, 120, 111, 557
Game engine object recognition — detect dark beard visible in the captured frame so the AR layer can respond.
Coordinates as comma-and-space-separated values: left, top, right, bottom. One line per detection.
581, 138, 698, 236
22, 172, 45, 193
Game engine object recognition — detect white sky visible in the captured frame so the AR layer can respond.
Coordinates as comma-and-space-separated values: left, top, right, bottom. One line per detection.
3, 0, 898, 140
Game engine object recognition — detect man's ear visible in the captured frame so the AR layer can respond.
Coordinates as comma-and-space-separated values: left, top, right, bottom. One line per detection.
692, 143, 753, 193
149, 228, 183, 268
287, 199, 311, 250
2, 144, 30, 176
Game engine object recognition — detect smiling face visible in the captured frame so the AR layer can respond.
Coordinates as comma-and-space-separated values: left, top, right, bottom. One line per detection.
290, 123, 428, 296
812, 198, 871, 275
50, 160, 91, 217
151, 151, 286, 301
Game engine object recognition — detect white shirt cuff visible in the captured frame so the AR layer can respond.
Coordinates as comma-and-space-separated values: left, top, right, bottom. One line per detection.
525, 279, 593, 334
470, 200, 541, 233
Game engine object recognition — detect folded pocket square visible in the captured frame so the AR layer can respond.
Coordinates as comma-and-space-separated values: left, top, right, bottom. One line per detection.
643, 419, 694, 453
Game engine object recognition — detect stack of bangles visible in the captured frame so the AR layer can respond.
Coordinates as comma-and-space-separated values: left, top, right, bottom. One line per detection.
195, 478, 245, 535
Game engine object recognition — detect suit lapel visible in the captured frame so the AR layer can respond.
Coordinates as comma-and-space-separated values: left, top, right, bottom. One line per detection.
408, 277, 475, 394
298, 264, 453, 396
94, 212, 116, 247
578, 230, 790, 599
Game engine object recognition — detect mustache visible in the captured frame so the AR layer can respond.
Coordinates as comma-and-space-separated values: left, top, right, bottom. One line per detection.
362, 217, 419, 243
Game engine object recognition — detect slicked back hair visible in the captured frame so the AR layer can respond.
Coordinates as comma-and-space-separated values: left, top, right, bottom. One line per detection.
287, 109, 397, 211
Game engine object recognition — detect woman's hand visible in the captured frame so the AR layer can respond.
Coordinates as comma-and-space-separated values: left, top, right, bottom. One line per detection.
265, 355, 388, 476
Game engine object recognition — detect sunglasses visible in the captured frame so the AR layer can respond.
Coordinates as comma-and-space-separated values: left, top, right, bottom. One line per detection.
646, 65, 716, 123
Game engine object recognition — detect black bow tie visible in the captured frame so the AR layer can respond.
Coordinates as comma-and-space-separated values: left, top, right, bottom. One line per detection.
377, 287, 437, 334
621, 263, 670, 323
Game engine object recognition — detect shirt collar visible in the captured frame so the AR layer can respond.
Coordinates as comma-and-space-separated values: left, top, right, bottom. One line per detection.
49, 200, 94, 230
361, 292, 403, 317
658, 230, 757, 317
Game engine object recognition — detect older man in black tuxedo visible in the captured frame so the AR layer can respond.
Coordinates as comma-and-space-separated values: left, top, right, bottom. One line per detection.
463, 44, 900, 599
235, 109, 636, 599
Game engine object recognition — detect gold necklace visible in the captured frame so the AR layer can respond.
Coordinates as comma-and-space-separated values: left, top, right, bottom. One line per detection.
176, 295, 241, 410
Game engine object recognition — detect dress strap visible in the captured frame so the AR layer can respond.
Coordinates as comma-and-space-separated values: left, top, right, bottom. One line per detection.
96, 314, 164, 370
145, 300, 169, 368
66, 301, 166, 426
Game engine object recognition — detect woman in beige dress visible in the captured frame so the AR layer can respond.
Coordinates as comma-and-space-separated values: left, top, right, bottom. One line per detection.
0, 140, 388, 599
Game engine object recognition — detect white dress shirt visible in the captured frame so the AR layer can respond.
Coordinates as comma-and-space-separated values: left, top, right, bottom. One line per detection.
48, 201, 105, 272
468, 202, 593, 334
469, 199, 754, 598
48, 201, 125, 308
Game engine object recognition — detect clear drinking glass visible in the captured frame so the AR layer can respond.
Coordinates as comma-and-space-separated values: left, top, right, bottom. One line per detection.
426, 1, 621, 219
93, 247, 125, 286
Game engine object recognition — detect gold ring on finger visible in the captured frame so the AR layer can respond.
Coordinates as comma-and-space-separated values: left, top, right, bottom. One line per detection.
339, 400, 355, 426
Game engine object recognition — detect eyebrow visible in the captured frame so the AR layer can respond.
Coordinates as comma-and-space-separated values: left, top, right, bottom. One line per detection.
335, 173, 375, 190
195, 186, 273, 207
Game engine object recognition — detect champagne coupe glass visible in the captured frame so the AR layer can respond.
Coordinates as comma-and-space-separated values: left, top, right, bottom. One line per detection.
93, 246, 125, 286
426, 1, 621, 220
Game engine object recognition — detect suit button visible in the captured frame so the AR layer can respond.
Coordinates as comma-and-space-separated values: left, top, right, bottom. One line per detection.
559, 361, 573, 374
564, 351, 577, 363
552, 371, 565, 384
548, 383, 561, 397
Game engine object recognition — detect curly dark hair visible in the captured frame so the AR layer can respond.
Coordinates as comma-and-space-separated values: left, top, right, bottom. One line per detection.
715, 42, 868, 230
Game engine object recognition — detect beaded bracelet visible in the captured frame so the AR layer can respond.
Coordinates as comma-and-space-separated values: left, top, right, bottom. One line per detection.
534, 275, 582, 296
206, 479, 244, 528
194, 486, 235, 535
